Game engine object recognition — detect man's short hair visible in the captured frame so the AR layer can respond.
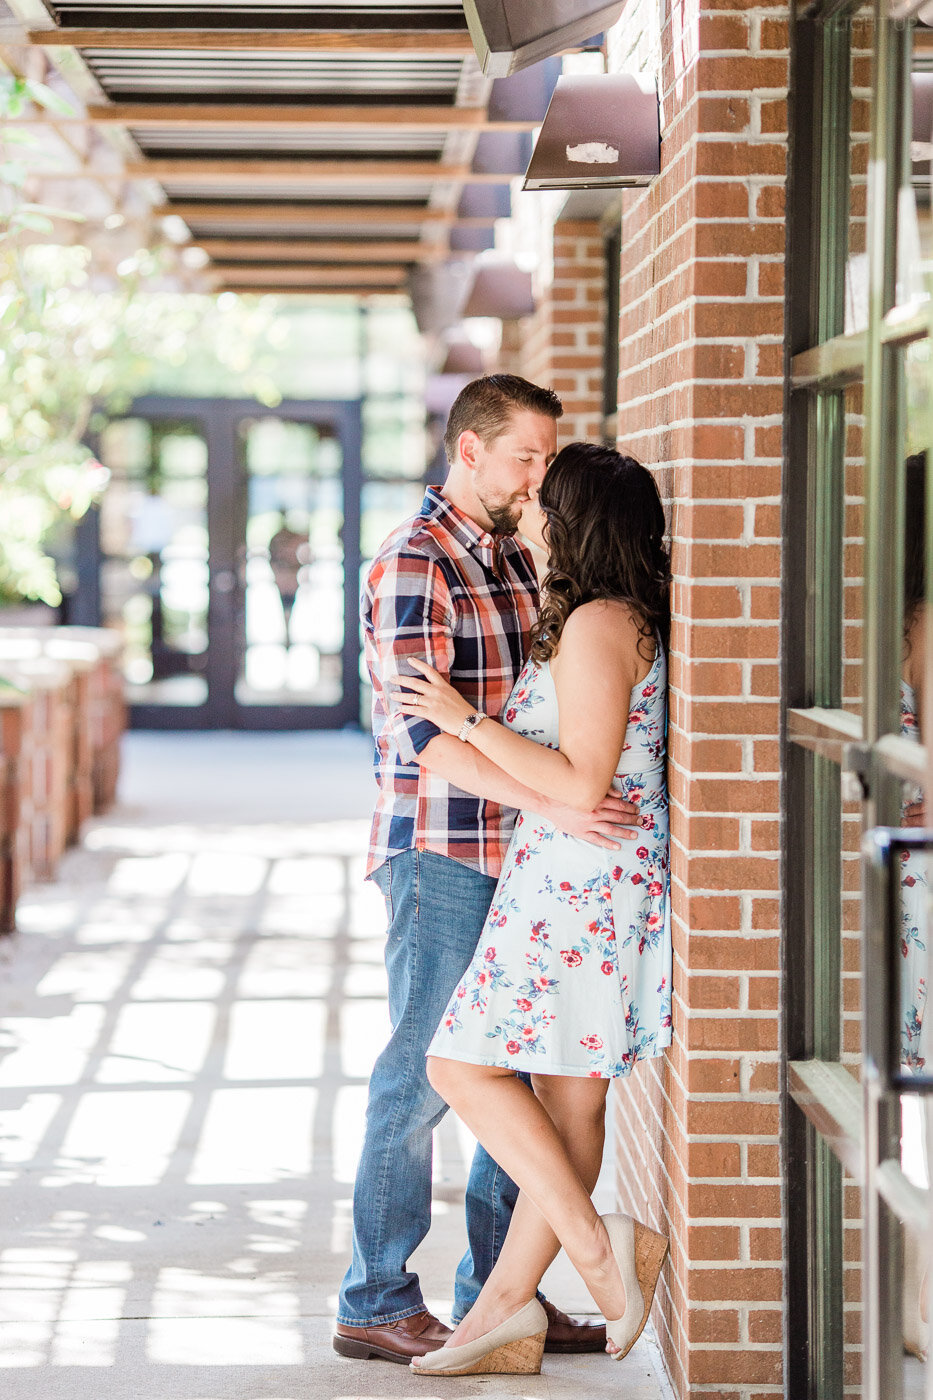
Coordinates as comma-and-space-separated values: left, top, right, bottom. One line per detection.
443, 374, 563, 464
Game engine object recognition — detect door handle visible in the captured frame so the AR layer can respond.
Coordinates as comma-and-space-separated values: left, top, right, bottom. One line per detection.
213, 570, 237, 594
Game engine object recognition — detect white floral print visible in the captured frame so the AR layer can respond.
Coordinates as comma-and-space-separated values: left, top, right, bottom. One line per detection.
427, 643, 672, 1078
900, 678, 929, 1070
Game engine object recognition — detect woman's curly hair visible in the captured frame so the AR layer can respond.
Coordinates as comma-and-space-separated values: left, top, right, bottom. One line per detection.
528, 442, 671, 665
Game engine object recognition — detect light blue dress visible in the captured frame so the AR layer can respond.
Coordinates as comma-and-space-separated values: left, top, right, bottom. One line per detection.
427, 642, 672, 1078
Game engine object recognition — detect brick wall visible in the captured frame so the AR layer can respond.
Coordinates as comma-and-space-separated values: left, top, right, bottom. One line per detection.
508, 219, 606, 446
605, 3, 789, 1397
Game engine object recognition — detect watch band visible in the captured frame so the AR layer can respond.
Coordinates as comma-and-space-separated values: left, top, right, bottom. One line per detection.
457, 712, 486, 743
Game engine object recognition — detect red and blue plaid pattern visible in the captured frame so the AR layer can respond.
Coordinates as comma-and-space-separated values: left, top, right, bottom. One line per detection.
363, 486, 539, 877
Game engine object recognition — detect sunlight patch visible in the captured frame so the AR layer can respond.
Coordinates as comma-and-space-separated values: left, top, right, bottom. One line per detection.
187, 1087, 316, 1184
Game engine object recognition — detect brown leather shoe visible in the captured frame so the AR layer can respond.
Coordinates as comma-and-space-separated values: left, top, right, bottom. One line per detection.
541, 1298, 608, 1354
333, 1309, 452, 1364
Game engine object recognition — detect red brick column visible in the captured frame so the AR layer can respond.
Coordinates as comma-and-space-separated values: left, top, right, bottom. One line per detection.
502, 219, 606, 445
609, 6, 788, 1397
0, 693, 30, 935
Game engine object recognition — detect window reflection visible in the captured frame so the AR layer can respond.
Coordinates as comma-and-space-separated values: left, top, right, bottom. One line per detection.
898, 449, 931, 1373
845, 12, 873, 335
841, 385, 866, 1070
894, 29, 933, 312
900, 419, 931, 1078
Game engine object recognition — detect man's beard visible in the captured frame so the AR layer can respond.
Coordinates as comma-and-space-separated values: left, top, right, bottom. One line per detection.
483, 497, 522, 535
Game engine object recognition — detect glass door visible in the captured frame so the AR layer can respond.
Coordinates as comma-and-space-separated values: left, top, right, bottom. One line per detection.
230, 409, 359, 725
91, 396, 362, 729
96, 414, 211, 715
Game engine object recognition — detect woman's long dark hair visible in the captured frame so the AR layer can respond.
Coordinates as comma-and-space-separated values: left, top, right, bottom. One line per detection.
528, 442, 671, 665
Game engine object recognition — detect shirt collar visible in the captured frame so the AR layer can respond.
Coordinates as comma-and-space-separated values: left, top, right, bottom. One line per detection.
421, 485, 505, 556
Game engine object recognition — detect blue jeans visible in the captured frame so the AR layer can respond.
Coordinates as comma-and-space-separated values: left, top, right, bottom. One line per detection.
337, 848, 520, 1325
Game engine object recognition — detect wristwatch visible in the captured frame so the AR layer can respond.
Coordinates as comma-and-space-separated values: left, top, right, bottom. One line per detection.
457, 712, 486, 743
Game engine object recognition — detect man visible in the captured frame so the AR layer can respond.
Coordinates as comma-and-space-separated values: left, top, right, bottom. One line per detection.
334, 375, 639, 1364
267, 510, 310, 646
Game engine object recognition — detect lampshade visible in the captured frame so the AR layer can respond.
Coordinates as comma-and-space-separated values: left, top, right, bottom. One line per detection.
461, 260, 535, 320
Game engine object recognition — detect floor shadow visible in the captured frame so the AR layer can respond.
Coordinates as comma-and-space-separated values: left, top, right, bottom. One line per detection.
0, 733, 663, 1400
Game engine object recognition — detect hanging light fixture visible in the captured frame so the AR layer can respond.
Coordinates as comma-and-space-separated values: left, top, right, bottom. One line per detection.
461, 258, 535, 320
522, 73, 660, 191
463, 0, 625, 78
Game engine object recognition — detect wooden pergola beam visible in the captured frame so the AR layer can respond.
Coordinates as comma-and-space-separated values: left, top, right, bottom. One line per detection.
208, 264, 408, 285
209, 284, 406, 297
160, 203, 495, 227
84, 103, 537, 133
28, 28, 475, 53
197, 238, 437, 262
127, 159, 511, 184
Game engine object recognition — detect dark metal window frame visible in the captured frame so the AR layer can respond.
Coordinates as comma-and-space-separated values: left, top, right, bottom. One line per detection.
783, 2, 926, 1397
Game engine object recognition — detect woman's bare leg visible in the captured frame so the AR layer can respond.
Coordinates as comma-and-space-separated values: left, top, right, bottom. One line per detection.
427, 1056, 624, 1346
448, 1071, 610, 1346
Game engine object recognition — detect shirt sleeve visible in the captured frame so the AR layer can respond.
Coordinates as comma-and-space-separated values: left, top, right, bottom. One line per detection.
367, 547, 456, 764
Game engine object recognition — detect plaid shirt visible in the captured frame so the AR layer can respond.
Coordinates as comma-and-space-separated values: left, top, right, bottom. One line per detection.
363, 485, 539, 878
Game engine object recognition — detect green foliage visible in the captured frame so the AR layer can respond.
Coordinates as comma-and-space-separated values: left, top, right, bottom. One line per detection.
0, 74, 85, 241
0, 76, 278, 604
0, 73, 424, 606
0, 73, 102, 605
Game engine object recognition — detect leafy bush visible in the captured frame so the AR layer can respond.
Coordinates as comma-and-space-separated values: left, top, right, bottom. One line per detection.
0, 73, 107, 605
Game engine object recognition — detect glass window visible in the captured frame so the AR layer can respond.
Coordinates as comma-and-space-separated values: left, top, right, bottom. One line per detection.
235, 418, 344, 708
784, 8, 933, 1395
97, 418, 209, 708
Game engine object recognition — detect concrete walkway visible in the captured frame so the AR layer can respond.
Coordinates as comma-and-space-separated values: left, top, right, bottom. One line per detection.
0, 733, 669, 1400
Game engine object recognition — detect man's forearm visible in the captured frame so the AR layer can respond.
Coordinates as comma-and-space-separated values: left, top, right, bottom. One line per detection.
417, 732, 638, 851
418, 732, 552, 814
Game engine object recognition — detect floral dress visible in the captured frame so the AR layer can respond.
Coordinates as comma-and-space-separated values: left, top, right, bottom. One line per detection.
427, 642, 671, 1078
900, 678, 930, 1071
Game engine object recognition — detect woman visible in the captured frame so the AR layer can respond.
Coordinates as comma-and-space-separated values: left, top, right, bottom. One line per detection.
900, 451, 930, 1361
901, 452, 929, 1073
395, 442, 672, 1376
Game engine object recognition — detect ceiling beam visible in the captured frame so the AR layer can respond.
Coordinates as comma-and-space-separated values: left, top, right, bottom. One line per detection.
209, 284, 407, 297
208, 264, 407, 286
159, 203, 498, 227
82, 103, 538, 133
126, 159, 512, 184
27, 28, 475, 53
158, 201, 460, 226
197, 239, 436, 262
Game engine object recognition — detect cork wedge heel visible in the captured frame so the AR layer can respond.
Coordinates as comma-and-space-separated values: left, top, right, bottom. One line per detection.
410, 1298, 547, 1377
602, 1212, 670, 1362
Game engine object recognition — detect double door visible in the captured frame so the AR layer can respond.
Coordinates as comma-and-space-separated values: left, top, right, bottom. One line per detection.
87, 396, 362, 729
